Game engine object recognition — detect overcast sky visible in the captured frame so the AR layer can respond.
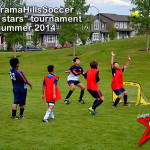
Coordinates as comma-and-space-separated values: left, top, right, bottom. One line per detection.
25, 0, 134, 15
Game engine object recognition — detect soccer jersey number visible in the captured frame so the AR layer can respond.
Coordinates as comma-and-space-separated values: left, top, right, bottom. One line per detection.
9, 71, 16, 81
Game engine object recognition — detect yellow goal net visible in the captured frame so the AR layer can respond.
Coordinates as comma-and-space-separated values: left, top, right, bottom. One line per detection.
112, 81, 150, 106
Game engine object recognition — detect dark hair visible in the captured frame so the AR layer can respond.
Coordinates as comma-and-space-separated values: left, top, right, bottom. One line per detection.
73, 57, 79, 62
10, 58, 19, 68
113, 62, 118, 65
47, 65, 54, 72
90, 60, 98, 69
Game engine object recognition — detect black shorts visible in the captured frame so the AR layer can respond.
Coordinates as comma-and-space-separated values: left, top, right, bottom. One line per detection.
88, 89, 103, 98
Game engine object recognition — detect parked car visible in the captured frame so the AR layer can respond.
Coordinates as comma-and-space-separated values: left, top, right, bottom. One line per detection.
63, 43, 71, 48
54, 44, 62, 50
16, 46, 43, 52
54, 43, 71, 50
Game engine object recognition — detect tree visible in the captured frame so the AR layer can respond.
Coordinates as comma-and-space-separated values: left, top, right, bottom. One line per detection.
0, 0, 27, 57
57, 0, 92, 56
31, 23, 40, 48
130, 0, 150, 51
109, 26, 117, 40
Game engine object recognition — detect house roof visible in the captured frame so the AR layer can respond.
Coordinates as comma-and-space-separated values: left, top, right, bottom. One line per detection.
95, 15, 107, 23
100, 13, 129, 22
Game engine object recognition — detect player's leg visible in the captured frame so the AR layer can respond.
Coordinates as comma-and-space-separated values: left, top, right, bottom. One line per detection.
49, 103, 55, 119
64, 81, 75, 104
43, 103, 55, 123
18, 88, 27, 119
91, 90, 104, 112
76, 82, 85, 104
88, 90, 104, 115
113, 89, 122, 107
19, 105, 25, 118
11, 104, 18, 119
122, 89, 129, 106
11, 88, 19, 119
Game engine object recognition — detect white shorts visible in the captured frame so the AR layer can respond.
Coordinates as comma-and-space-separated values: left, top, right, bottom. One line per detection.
46, 102, 55, 106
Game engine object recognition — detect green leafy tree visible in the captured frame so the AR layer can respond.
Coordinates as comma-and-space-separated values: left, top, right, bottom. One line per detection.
0, 0, 27, 57
57, 0, 92, 56
31, 23, 40, 48
58, 32, 67, 47
129, 0, 150, 51
109, 26, 117, 40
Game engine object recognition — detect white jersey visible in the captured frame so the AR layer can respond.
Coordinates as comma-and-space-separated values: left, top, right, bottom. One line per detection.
67, 65, 84, 81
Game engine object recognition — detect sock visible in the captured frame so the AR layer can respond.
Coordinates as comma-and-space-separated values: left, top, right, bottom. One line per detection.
93, 100, 97, 110
114, 97, 120, 106
124, 95, 127, 104
20, 108, 24, 116
92, 100, 103, 110
79, 90, 84, 100
65, 90, 73, 99
93, 100, 97, 106
44, 109, 52, 120
50, 110, 55, 119
12, 110, 16, 117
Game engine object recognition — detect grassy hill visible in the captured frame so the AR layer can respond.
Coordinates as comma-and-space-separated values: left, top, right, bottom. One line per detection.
0, 36, 150, 150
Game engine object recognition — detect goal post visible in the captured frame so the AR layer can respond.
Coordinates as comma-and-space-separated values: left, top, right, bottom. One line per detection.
112, 81, 150, 106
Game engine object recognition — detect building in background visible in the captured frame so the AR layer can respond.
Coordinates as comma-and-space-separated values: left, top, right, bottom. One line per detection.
0, 13, 138, 50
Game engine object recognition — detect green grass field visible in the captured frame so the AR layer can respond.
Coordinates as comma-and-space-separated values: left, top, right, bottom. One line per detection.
0, 36, 150, 150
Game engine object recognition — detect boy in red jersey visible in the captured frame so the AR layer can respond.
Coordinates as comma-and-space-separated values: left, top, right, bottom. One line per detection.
111, 52, 131, 107
84, 60, 104, 115
41, 65, 61, 123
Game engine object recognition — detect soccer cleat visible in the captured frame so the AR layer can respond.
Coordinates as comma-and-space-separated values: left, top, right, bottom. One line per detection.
124, 103, 131, 106
112, 105, 117, 108
90, 111, 96, 115
42, 119, 50, 123
11, 116, 19, 119
64, 99, 70, 104
94, 110, 98, 113
88, 107, 94, 114
18, 115, 24, 119
79, 99, 85, 104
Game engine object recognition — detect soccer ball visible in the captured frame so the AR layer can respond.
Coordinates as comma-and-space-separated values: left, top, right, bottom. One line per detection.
131, 11, 140, 18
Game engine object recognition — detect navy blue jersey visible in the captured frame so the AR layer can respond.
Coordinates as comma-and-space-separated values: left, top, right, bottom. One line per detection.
43, 74, 58, 86
67, 65, 84, 81
9, 68, 28, 89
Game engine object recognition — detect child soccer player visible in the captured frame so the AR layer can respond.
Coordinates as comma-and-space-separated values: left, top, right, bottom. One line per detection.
64, 57, 85, 104
84, 60, 104, 115
9, 58, 32, 119
111, 51, 131, 107
41, 65, 61, 123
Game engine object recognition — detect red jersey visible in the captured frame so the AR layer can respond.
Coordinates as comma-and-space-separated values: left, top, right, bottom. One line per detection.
44, 75, 61, 102
86, 68, 99, 91
111, 67, 125, 90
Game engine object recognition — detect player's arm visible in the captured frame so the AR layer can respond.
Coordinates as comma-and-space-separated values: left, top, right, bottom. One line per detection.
53, 77, 58, 100
17, 71, 32, 89
96, 72, 100, 82
53, 84, 56, 100
41, 85, 45, 101
65, 70, 71, 73
65, 66, 74, 73
111, 51, 115, 68
27, 81, 32, 90
125, 56, 131, 68
83, 72, 87, 79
